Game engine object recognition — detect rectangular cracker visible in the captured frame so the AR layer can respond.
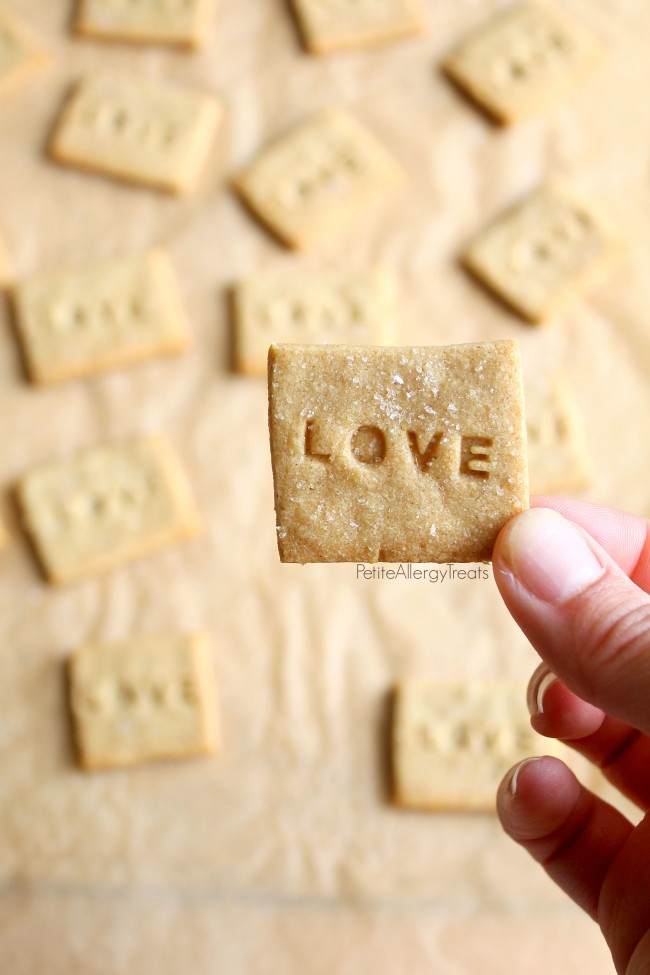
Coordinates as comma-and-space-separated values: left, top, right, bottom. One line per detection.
290, 0, 424, 55
49, 74, 223, 195
234, 109, 404, 250
268, 341, 528, 563
69, 632, 219, 770
17, 434, 201, 585
392, 680, 549, 812
0, 6, 48, 99
442, 1, 603, 125
234, 268, 398, 376
462, 184, 623, 323
12, 249, 192, 385
526, 375, 592, 494
74, 0, 217, 49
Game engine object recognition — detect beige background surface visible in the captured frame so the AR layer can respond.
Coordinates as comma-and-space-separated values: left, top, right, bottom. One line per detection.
1, 0, 650, 971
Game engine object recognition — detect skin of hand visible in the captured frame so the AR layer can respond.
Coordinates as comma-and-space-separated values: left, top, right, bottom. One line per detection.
493, 497, 650, 975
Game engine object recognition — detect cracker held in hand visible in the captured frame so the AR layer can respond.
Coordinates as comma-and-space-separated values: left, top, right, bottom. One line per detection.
290, 0, 424, 55
18, 435, 201, 585
0, 5, 47, 99
69, 632, 219, 771
13, 250, 191, 385
234, 268, 398, 376
268, 341, 528, 563
75, 0, 217, 49
49, 74, 223, 194
526, 375, 591, 494
392, 680, 548, 812
462, 184, 622, 323
234, 109, 404, 250
442, 1, 603, 124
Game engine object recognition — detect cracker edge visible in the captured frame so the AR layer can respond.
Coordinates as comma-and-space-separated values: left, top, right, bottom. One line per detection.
233, 269, 398, 376
47, 77, 223, 196
232, 110, 405, 251
16, 433, 203, 586
73, 0, 215, 50
0, 7, 50, 100
290, 0, 426, 56
12, 249, 193, 386
68, 631, 220, 771
441, 2, 605, 126
461, 184, 626, 324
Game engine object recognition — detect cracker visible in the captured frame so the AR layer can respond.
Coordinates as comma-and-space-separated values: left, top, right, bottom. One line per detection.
234, 268, 398, 376
13, 249, 192, 385
49, 74, 223, 195
234, 110, 404, 250
268, 340, 528, 563
17, 434, 201, 585
69, 632, 219, 770
0, 6, 48, 99
526, 375, 592, 494
462, 184, 622, 323
290, 0, 424, 55
74, 0, 217, 49
442, 1, 603, 125
392, 679, 549, 812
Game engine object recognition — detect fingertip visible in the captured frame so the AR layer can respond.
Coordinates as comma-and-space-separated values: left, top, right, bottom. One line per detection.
497, 755, 580, 842
527, 665, 607, 741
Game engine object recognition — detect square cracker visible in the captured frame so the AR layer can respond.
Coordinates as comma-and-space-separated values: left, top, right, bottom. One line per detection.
290, 0, 424, 55
74, 0, 217, 49
526, 375, 592, 494
442, 1, 603, 125
69, 632, 219, 770
234, 110, 404, 250
13, 249, 192, 385
462, 184, 622, 323
0, 6, 48, 99
268, 340, 528, 563
392, 680, 551, 812
234, 268, 398, 376
49, 74, 223, 195
17, 434, 201, 585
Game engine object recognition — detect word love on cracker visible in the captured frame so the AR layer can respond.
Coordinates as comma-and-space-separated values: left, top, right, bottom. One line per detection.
49, 74, 223, 195
234, 268, 398, 376
0, 6, 48, 100
443, 1, 603, 125
13, 250, 192, 385
17, 434, 201, 585
392, 680, 548, 812
268, 341, 528, 564
290, 0, 424, 55
234, 110, 404, 250
75, 0, 218, 49
69, 632, 219, 771
462, 184, 622, 323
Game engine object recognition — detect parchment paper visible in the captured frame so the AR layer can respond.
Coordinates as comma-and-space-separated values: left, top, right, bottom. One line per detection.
1, 0, 650, 970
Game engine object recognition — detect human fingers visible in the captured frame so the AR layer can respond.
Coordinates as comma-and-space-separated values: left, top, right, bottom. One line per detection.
530, 497, 650, 592
496, 755, 633, 922
528, 664, 650, 810
493, 507, 650, 735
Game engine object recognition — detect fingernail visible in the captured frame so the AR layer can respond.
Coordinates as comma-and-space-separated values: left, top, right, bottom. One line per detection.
499, 508, 605, 605
509, 757, 542, 797
528, 667, 558, 717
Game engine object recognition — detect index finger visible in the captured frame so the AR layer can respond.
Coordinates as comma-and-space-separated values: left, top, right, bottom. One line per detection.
531, 497, 650, 593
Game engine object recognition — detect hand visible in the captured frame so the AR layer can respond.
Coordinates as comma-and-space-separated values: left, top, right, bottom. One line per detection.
493, 498, 650, 975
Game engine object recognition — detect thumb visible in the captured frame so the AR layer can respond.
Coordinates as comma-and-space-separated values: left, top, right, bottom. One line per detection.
493, 507, 650, 736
